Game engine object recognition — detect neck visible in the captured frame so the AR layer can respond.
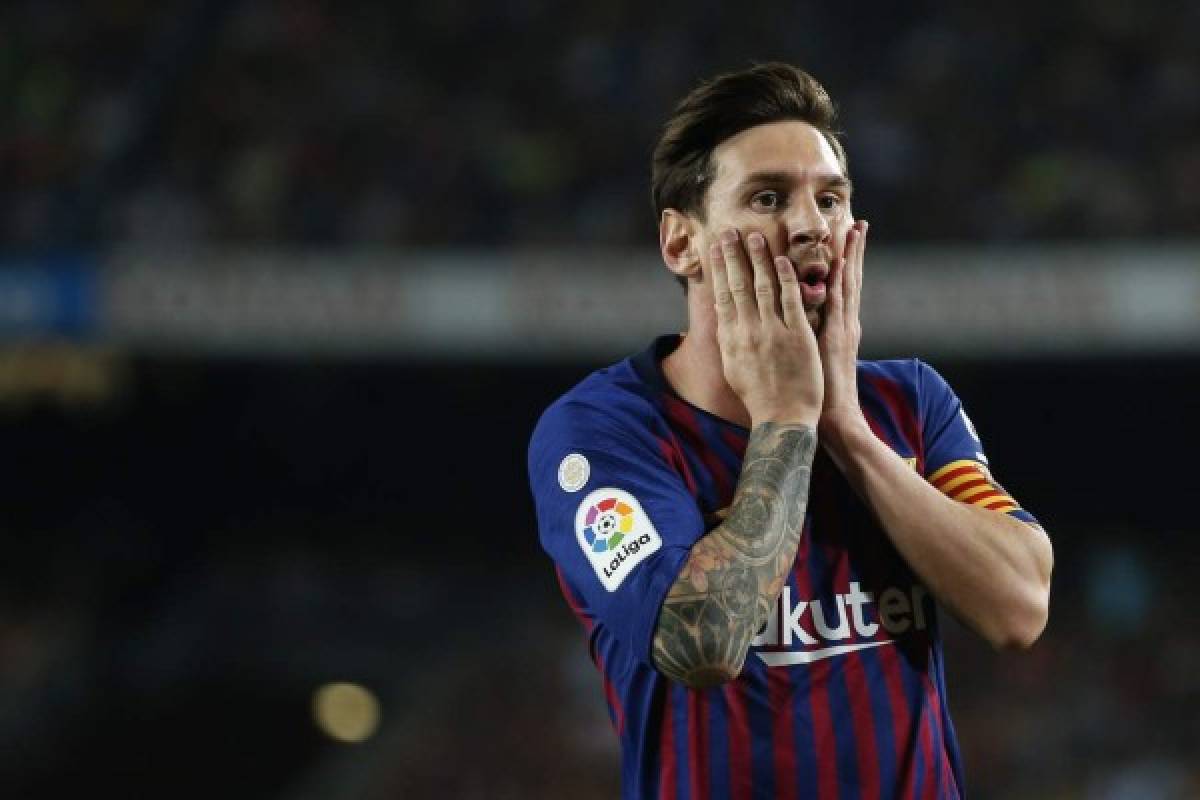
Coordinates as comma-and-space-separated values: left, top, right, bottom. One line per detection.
661, 301, 752, 429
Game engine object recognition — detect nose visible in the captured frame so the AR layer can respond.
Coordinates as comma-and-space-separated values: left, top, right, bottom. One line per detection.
787, 197, 832, 250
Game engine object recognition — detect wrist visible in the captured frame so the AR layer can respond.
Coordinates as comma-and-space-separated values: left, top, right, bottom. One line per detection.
749, 408, 820, 429
818, 413, 874, 462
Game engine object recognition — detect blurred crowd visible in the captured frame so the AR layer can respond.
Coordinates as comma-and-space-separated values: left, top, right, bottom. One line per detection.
382, 534, 1200, 800
6, 529, 1195, 799
0, 351, 1197, 798
4, 0, 1200, 252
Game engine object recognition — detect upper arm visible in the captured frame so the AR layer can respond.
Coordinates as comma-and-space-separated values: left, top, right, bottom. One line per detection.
918, 362, 1040, 526
528, 400, 703, 667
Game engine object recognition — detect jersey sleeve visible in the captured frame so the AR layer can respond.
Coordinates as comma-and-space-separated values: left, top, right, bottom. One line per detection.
917, 362, 1039, 525
528, 399, 702, 668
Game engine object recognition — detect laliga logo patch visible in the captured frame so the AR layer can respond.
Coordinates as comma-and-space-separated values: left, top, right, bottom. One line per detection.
575, 488, 661, 592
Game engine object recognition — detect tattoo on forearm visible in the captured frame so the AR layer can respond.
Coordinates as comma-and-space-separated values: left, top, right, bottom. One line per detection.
652, 423, 816, 687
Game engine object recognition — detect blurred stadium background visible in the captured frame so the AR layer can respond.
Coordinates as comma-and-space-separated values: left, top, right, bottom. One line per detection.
2, 1, 1199, 798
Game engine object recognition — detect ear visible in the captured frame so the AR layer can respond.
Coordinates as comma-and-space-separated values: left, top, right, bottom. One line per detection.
659, 209, 703, 281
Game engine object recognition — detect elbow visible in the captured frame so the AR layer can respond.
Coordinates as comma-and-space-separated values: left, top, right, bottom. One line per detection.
652, 603, 759, 688
991, 525, 1054, 652
651, 628, 751, 689
993, 597, 1051, 652
990, 578, 1052, 652
652, 650, 746, 689
675, 663, 742, 689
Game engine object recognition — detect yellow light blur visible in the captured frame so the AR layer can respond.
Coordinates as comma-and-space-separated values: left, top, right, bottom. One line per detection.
312, 682, 381, 743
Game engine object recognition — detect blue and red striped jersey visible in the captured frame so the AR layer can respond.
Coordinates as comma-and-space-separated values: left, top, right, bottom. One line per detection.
528, 335, 1037, 800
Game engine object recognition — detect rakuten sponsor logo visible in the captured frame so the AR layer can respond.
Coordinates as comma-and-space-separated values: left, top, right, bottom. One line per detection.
753, 581, 930, 666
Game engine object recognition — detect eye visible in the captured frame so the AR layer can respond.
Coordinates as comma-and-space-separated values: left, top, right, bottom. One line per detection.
749, 189, 784, 212
817, 193, 842, 211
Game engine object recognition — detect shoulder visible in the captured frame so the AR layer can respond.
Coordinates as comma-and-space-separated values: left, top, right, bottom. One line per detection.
857, 357, 955, 396
856, 357, 922, 384
529, 358, 664, 462
855, 357, 922, 404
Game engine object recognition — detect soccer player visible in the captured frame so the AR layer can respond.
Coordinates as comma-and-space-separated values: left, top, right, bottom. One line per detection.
528, 63, 1053, 799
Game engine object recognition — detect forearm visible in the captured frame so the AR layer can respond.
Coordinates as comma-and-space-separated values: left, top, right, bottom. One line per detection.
652, 422, 817, 687
827, 425, 1053, 649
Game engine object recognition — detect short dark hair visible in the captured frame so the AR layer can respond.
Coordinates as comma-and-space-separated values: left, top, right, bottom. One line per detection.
651, 63, 848, 287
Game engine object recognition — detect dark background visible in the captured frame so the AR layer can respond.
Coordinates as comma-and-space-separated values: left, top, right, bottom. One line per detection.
3, 1, 1199, 798
3, 356, 1198, 798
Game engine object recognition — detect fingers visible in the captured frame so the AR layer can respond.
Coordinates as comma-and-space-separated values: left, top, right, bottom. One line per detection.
708, 241, 736, 326
775, 255, 805, 329
840, 227, 856, 321
745, 231, 780, 324
825, 245, 845, 327
711, 228, 838, 329
720, 229, 757, 321
827, 220, 867, 332
848, 220, 867, 319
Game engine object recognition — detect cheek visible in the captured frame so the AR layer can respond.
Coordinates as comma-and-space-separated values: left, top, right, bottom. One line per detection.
768, 223, 793, 254
704, 209, 788, 249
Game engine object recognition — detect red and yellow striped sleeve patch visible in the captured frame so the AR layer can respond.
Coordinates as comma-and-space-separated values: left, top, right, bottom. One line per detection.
928, 459, 1021, 514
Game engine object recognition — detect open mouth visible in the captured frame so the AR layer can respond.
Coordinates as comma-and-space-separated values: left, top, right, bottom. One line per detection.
796, 263, 829, 309
799, 263, 829, 287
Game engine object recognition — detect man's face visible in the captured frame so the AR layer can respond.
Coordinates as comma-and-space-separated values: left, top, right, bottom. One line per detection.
698, 120, 853, 329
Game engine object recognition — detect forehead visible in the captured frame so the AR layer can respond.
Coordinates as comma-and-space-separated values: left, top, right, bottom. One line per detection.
711, 120, 844, 185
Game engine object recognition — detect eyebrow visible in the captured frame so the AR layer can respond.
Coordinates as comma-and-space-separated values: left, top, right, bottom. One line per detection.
739, 170, 854, 195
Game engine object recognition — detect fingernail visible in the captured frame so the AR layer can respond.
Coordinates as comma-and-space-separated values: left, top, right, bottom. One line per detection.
720, 229, 738, 245
748, 232, 765, 249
